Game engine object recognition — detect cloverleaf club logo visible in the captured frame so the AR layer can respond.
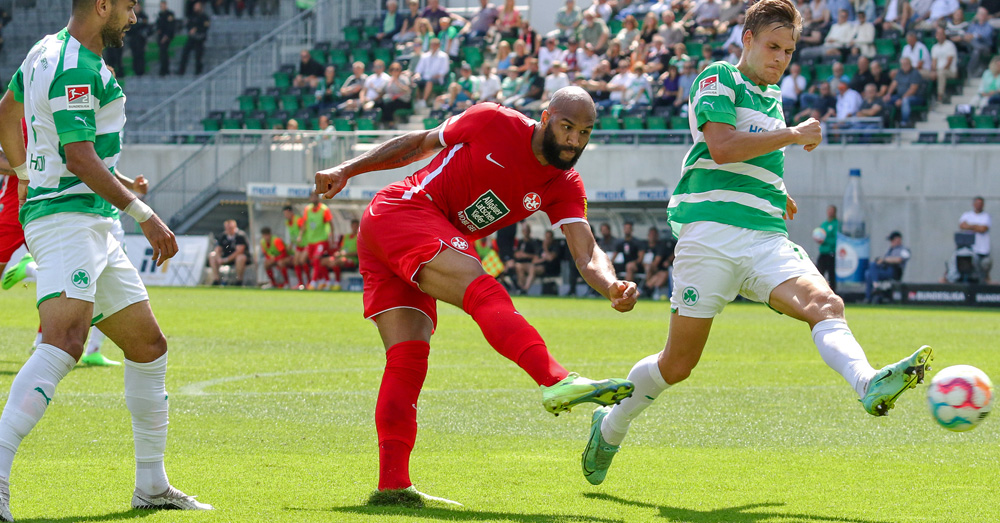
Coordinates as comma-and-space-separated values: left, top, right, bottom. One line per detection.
71, 269, 91, 289
451, 237, 469, 250
681, 286, 699, 306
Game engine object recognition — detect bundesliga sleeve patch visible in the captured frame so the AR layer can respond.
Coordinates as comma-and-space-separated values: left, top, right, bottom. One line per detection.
65, 85, 92, 111
698, 75, 719, 96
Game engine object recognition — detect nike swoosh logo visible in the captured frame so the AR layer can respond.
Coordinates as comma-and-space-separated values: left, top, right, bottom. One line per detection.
486, 153, 505, 168
875, 369, 892, 384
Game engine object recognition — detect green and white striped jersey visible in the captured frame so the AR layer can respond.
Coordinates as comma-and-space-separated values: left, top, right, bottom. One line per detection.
668, 61, 789, 236
8, 28, 123, 226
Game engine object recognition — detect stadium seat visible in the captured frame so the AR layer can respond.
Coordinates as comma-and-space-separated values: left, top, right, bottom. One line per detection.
623, 116, 644, 130
258, 94, 279, 113
973, 115, 996, 128
222, 111, 244, 130
343, 26, 361, 44
329, 49, 349, 67
244, 118, 265, 130
393, 108, 414, 124
310, 48, 327, 65
685, 41, 703, 57
947, 114, 970, 128
332, 118, 354, 132
599, 115, 621, 130
646, 115, 667, 130
356, 118, 377, 143
423, 117, 441, 130
351, 49, 372, 65
671, 116, 690, 131
812, 63, 833, 82
238, 94, 257, 112
874, 38, 896, 57
201, 117, 221, 132
280, 94, 301, 112
273, 71, 292, 89
372, 47, 393, 64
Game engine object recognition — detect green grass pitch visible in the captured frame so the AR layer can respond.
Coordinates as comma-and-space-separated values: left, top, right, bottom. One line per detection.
0, 286, 996, 522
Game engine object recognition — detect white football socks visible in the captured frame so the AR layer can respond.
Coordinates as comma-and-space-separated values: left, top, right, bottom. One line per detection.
85, 327, 106, 356
0, 344, 76, 479
23, 261, 37, 283
125, 354, 170, 494
601, 353, 671, 446
812, 318, 877, 398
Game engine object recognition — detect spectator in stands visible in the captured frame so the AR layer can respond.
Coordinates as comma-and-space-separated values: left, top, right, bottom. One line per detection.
435, 81, 472, 112
413, 38, 451, 107
794, 81, 837, 123
801, 8, 854, 60
461, 0, 497, 42
513, 222, 542, 294
675, 59, 698, 110
423, 0, 458, 33
455, 61, 479, 99
496, 0, 521, 38
360, 59, 391, 112
856, 83, 885, 123
930, 26, 958, 101
920, 0, 960, 29
642, 35, 669, 73
511, 38, 530, 71
983, 0, 1000, 26
579, 10, 610, 54
655, 63, 680, 107
495, 40, 513, 70
318, 114, 332, 131
562, 38, 580, 74
828, 60, 849, 92
808, 0, 832, 27
720, 12, 746, 50
597, 223, 616, 256
978, 57, 1000, 106
835, 80, 863, 119
669, 42, 690, 68
600, 60, 633, 108
536, 231, 564, 288
715, 0, 745, 35
538, 36, 565, 75
865, 231, 910, 303
376, 0, 405, 43
337, 61, 367, 110
641, 230, 675, 299
504, 57, 544, 108
103, 44, 124, 78
155, 1, 176, 76
682, 0, 722, 35
578, 42, 601, 78
638, 12, 660, 46
209, 219, 251, 286
529, 60, 571, 110
312, 65, 338, 110
884, 56, 925, 127
868, 59, 891, 97
379, 62, 411, 126
611, 221, 642, 282
518, 16, 541, 52
851, 10, 875, 57
177, 1, 210, 75
657, 10, 687, 47
604, 40, 627, 70
901, 31, 932, 79
636, 227, 665, 297
852, 0, 876, 20
848, 56, 873, 92
697, 44, 714, 70
394, 0, 421, 43
875, 0, 909, 35
501, 65, 521, 98
412, 17, 434, 53
478, 62, 503, 103
587, 0, 613, 22
576, 60, 614, 104
623, 61, 653, 109
550, 0, 583, 41
616, 15, 641, 51
781, 62, 807, 111
958, 196, 993, 283
294, 49, 325, 89
963, 8, 993, 77
909, 0, 933, 26
127, 2, 150, 76
438, 17, 461, 57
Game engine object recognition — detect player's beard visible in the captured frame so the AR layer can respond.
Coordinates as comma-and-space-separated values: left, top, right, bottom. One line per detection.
100, 11, 129, 49
541, 123, 584, 170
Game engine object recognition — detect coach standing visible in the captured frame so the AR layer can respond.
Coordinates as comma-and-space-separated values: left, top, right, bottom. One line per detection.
128, 1, 151, 76
178, 1, 210, 75
155, 0, 175, 76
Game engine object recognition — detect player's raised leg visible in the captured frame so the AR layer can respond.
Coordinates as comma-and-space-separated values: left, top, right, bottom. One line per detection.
768, 275, 932, 416
94, 301, 212, 511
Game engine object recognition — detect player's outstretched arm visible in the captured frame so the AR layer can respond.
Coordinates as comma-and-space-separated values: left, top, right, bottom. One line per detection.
563, 221, 637, 312
64, 141, 177, 265
315, 127, 444, 198
702, 117, 822, 165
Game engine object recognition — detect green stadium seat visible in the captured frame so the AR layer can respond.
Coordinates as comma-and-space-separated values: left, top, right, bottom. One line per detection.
310, 49, 327, 65
273, 71, 292, 89
343, 26, 361, 43
947, 114, 970, 128
333, 118, 354, 132
329, 49, 349, 67
351, 49, 372, 65
812, 63, 833, 82
238, 94, 257, 112
622, 116, 644, 130
608, 18, 622, 34
874, 38, 896, 57
843, 63, 858, 78
599, 116, 621, 130
356, 117, 377, 143
258, 95, 279, 113
372, 47, 393, 65
363, 26, 381, 40
685, 41, 703, 57
461, 46, 483, 68
265, 117, 286, 129
201, 118, 221, 132
423, 117, 441, 129
671, 116, 690, 131
244, 118, 265, 130
646, 115, 668, 130
280, 94, 301, 112
221, 117, 243, 130
973, 114, 996, 128
394, 108, 414, 124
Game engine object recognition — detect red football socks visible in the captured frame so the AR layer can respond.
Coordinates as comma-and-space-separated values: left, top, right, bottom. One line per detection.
375, 340, 430, 491
265, 267, 279, 287
294, 264, 306, 286
279, 266, 289, 285
462, 274, 568, 386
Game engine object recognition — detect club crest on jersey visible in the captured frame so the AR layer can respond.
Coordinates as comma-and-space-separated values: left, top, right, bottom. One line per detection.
450, 237, 469, 250
698, 75, 718, 96
65, 85, 92, 111
523, 192, 541, 211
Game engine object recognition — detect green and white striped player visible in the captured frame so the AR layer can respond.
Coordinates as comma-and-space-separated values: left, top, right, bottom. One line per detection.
581, 0, 933, 486
0, 0, 211, 518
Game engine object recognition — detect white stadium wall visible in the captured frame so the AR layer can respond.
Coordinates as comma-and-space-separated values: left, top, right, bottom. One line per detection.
120, 144, 1000, 284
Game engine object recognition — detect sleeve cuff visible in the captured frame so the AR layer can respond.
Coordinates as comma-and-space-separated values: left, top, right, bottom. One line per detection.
696, 111, 737, 130
58, 129, 96, 145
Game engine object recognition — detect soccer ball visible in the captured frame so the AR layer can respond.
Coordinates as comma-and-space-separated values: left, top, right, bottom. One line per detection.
926, 365, 994, 432
811, 227, 827, 244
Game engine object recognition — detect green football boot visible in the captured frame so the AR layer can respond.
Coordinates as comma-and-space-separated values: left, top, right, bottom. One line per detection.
80, 352, 122, 367
861, 345, 933, 416
540, 372, 634, 416
2, 253, 33, 290
582, 406, 620, 485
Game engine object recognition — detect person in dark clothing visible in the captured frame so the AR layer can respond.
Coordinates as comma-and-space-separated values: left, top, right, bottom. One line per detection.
178, 1, 210, 75
127, 2, 151, 76
156, 0, 176, 76
103, 46, 124, 76
611, 221, 643, 282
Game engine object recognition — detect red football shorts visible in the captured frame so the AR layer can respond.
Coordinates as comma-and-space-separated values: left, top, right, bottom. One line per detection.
0, 203, 25, 265
358, 189, 480, 329
306, 241, 328, 259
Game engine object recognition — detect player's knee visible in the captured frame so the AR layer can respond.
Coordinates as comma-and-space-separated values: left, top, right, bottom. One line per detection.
815, 291, 845, 319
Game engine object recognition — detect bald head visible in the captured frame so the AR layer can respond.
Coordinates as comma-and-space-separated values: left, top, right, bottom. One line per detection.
546, 86, 597, 124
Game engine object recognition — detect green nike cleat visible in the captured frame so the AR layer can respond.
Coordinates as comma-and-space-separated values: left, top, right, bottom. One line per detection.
540, 372, 634, 416
861, 345, 933, 416
582, 406, 619, 485
366, 486, 463, 508
2, 253, 33, 290
80, 352, 122, 366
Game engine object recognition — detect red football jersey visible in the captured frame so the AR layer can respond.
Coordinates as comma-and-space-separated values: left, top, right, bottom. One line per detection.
392, 103, 588, 240
0, 119, 29, 217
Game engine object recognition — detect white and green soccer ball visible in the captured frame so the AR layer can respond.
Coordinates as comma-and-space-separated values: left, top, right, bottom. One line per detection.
927, 365, 994, 432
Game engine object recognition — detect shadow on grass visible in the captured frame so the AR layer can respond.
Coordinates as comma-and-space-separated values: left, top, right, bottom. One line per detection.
17, 508, 154, 523
583, 493, 891, 523
302, 505, 624, 523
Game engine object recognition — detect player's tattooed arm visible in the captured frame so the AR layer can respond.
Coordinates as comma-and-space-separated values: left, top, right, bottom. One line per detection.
0, 150, 15, 176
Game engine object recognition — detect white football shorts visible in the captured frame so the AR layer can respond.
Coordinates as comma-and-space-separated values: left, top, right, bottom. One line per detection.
25, 212, 148, 323
670, 221, 822, 318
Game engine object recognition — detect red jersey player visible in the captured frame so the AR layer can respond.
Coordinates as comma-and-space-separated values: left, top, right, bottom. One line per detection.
259, 226, 291, 288
0, 120, 33, 288
315, 87, 638, 505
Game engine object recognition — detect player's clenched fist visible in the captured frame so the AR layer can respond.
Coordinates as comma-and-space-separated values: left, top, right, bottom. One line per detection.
315, 166, 349, 199
609, 280, 638, 312
139, 214, 178, 266
792, 117, 822, 151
